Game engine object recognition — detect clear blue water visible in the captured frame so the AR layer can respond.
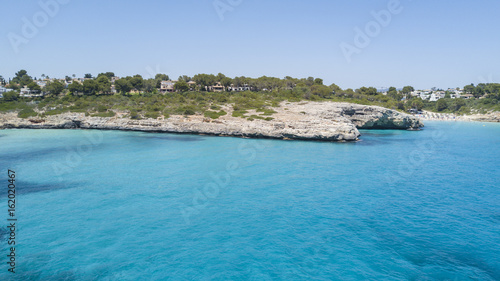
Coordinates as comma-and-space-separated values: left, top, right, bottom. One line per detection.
0, 121, 499, 280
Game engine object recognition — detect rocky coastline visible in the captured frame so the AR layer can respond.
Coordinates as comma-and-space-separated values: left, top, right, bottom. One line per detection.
0, 102, 424, 142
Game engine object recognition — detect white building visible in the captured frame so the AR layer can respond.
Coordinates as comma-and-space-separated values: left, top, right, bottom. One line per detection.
0, 86, 12, 95
419, 92, 431, 100
36, 80, 47, 88
19, 86, 43, 97
429, 92, 445, 102
20, 86, 32, 97
411, 88, 465, 101
228, 84, 252, 92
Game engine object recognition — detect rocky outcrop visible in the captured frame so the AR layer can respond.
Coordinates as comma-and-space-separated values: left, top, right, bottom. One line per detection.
272, 102, 423, 130
0, 101, 423, 141
339, 104, 424, 129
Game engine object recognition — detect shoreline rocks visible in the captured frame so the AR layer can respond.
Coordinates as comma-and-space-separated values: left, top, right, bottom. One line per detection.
0, 101, 424, 142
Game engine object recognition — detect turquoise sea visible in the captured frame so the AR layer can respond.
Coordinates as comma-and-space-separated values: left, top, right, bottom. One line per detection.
0, 121, 499, 280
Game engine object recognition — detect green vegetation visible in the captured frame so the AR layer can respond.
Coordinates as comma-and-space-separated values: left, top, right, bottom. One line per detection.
11, 70, 33, 87
129, 110, 140, 119
144, 111, 160, 119
245, 115, 274, 121
232, 109, 248, 117
256, 108, 277, 116
2, 70, 500, 120
204, 110, 227, 119
2, 92, 20, 102
91, 111, 116, 117
45, 80, 64, 96
18, 108, 37, 118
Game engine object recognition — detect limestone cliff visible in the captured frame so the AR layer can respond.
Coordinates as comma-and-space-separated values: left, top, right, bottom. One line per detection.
0, 101, 423, 141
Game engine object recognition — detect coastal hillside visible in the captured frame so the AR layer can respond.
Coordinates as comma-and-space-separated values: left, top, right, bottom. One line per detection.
0, 101, 422, 141
2, 71, 500, 119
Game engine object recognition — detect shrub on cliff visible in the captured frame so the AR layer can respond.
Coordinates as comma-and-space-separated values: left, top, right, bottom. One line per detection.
256, 108, 277, 116
130, 110, 140, 119
204, 110, 227, 119
18, 108, 37, 118
144, 111, 160, 119
232, 109, 248, 118
97, 105, 108, 112
184, 109, 195, 115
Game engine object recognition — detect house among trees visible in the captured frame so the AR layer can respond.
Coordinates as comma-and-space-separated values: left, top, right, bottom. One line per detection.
187, 81, 196, 90
460, 94, 474, 99
160, 80, 176, 93
0, 86, 12, 94
20, 86, 43, 97
207, 82, 224, 92
429, 92, 446, 102
227, 84, 252, 92
20, 86, 31, 96
0, 86, 12, 98
36, 80, 47, 88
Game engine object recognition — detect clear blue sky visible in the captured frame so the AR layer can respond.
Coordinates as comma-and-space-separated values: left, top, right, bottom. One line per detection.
1, 0, 499, 90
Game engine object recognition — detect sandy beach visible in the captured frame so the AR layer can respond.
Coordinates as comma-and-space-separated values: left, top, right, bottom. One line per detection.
415, 111, 500, 122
